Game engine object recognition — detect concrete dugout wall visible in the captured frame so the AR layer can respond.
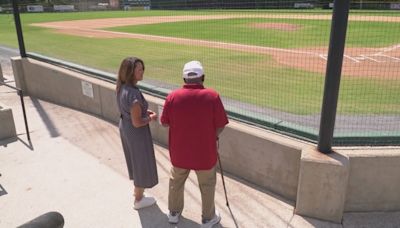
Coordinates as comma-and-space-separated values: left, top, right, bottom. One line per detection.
12, 57, 400, 223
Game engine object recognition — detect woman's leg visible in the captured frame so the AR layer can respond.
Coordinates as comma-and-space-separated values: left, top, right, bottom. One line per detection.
133, 186, 156, 210
134, 187, 144, 202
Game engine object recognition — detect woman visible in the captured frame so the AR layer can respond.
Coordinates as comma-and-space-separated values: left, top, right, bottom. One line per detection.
116, 57, 158, 210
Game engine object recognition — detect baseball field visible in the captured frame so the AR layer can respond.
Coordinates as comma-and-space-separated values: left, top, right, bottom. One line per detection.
1, 10, 399, 115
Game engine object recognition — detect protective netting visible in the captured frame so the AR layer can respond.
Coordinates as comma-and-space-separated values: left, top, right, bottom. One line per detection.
1, 0, 399, 145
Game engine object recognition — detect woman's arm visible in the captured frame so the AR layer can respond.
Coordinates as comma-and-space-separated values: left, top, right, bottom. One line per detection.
130, 103, 156, 128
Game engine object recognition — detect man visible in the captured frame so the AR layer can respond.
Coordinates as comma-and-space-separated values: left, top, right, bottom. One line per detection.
161, 60, 229, 228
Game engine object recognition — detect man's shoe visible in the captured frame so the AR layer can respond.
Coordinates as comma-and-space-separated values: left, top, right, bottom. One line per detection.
200, 210, 221, 228
133, 196, 156, 210
168, 211, 181, 224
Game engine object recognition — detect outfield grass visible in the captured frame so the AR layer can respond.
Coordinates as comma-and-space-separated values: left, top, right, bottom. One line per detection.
109, 18, 400, 48
0, 10, 399, 115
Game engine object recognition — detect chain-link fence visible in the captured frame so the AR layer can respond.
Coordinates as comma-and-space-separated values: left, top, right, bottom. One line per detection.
1, 0, 399, 146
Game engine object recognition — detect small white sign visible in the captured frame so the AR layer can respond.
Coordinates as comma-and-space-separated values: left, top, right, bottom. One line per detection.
81, 81, 94, 98
54, 5, 75, 11
390, 3, 400, 9
294, 3, 314, 9
27, 5, 44, 12
158, 105, 164, 125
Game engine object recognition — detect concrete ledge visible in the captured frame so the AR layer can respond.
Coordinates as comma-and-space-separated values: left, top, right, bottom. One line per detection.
12, 57, 120, 121
11, 57, 26, 91
342, 148, 400, 212
296, 147, 349, 223
0, 103, 17, 140
220, 121, 304, 201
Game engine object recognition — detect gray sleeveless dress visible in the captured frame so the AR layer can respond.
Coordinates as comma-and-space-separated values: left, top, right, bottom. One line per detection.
117, 84, 158, 188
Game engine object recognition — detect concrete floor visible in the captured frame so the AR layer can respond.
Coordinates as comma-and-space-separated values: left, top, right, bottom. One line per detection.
1, 50, 400, 228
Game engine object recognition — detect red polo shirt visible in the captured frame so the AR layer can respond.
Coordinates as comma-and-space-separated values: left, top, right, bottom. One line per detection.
161, 84, 229, 170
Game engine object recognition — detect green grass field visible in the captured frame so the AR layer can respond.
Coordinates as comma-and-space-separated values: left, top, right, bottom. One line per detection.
0, 10, 399, 115
109, 18, 400, 48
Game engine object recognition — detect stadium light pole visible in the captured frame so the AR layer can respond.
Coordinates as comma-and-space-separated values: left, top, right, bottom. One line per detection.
12, 0, 27, 57
317, 0, 350, 153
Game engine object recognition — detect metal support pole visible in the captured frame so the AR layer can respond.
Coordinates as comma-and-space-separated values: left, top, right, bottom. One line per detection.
317, 0, 350, 153
0, 64, 4, 82
12, 0, 27, 58
18, 90, 31, 141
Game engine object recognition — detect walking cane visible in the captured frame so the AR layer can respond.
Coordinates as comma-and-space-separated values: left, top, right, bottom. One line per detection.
217, 139, 239, 228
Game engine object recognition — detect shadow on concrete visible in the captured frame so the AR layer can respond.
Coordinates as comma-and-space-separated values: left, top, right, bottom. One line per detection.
17, 136, 34, 150
38, 95, 120, 127
30, 97, 60, 138
216, 164, 295, 207
138, 204, 200, 228
214, 170, 293, 228
0, 184, 8, 197
298, 215, 342, 228
343, 211, 400, 228
0, 136, 33, 150
0, 136, 17, 147
328, 151, 349, 166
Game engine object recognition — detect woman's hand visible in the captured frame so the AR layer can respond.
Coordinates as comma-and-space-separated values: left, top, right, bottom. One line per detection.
148, 110, 157, 121
131, 105, 157, 127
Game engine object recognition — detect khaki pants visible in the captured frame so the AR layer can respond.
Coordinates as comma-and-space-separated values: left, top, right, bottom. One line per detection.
168, 166, 216, 220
